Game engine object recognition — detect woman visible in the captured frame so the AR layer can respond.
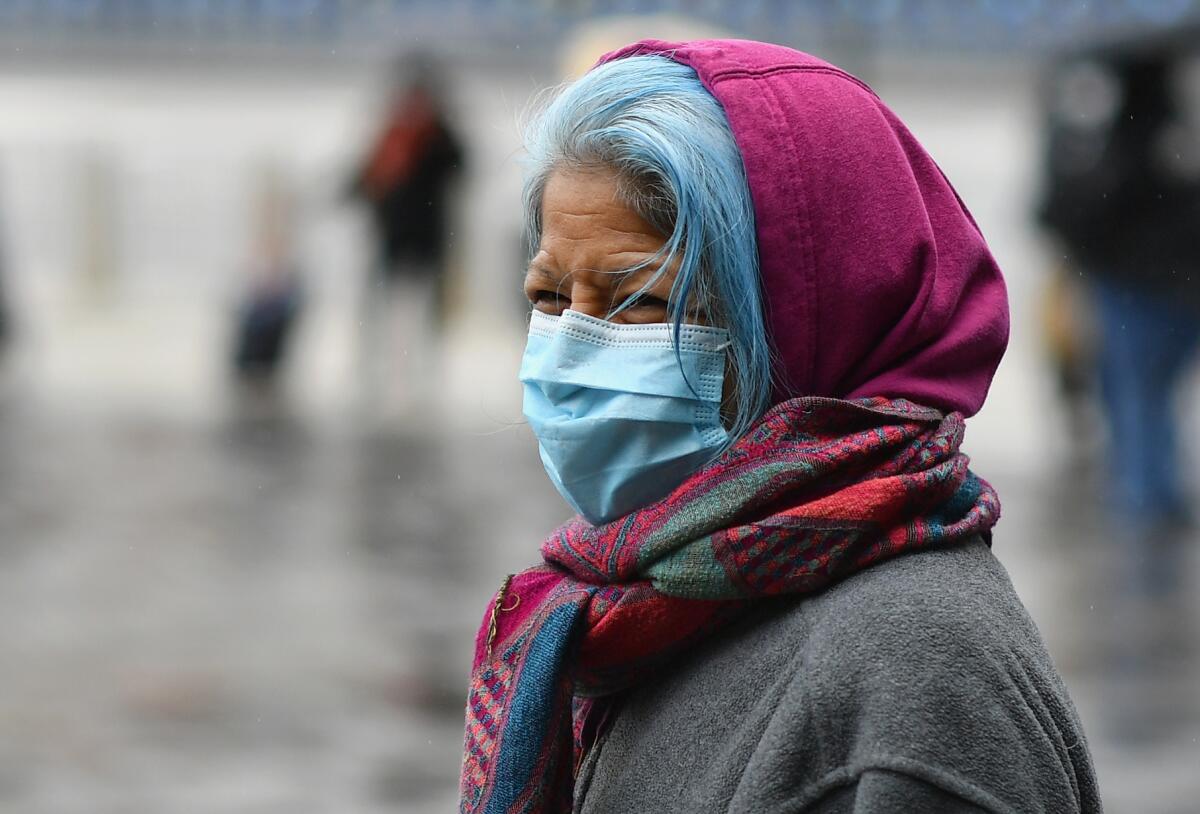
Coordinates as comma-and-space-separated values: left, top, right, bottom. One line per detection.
462, 39, 1100, 814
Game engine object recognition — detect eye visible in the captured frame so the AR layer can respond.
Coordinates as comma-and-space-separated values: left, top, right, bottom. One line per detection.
618, 293, 670, 316
531, 289, 569, 314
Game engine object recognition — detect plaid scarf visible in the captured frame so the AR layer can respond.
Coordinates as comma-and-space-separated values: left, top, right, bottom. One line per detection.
459, 397, 1000, 814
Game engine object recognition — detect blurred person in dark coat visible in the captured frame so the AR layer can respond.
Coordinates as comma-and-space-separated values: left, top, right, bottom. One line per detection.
1040, 41, 1200, 565
346, 55, 464, 420
1041, 38, 1200, 729
348, 57, 464, 299
0, 173, 14, 360
232, 164, 303, 396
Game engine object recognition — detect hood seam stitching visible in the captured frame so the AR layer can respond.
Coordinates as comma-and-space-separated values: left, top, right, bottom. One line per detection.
750, 66, 818, 399
708, 64, 876, 98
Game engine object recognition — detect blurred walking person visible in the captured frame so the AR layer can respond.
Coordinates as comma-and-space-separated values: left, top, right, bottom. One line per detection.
1038, 36, 1200, 716
0, 189, 11, 360
0, 172, 17, 397
231, 164, 304, 405
346, 55, 464, 423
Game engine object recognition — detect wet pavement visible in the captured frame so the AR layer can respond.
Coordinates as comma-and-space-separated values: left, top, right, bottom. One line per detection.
0, 387, 567, 814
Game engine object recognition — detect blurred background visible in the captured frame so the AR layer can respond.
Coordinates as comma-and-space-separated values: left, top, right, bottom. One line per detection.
0, 1, 1197, 812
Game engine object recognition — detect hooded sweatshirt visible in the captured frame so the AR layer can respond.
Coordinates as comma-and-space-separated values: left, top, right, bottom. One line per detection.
598, 38, 1010, 418
572, 39, 1100, 814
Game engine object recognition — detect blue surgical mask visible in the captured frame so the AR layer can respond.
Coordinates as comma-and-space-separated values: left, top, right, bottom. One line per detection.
519, 309, 730, 526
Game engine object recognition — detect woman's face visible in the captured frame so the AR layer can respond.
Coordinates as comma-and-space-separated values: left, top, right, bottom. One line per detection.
524, 167, 678, 324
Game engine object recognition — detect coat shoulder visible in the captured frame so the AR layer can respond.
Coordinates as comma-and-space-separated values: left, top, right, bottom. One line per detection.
745, 539, 1099, 813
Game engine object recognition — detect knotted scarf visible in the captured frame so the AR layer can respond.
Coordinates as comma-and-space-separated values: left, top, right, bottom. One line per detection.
460, 397, 1000, 814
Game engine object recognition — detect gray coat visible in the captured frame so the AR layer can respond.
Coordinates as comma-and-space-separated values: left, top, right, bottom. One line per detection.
575, 539, 1101, 813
